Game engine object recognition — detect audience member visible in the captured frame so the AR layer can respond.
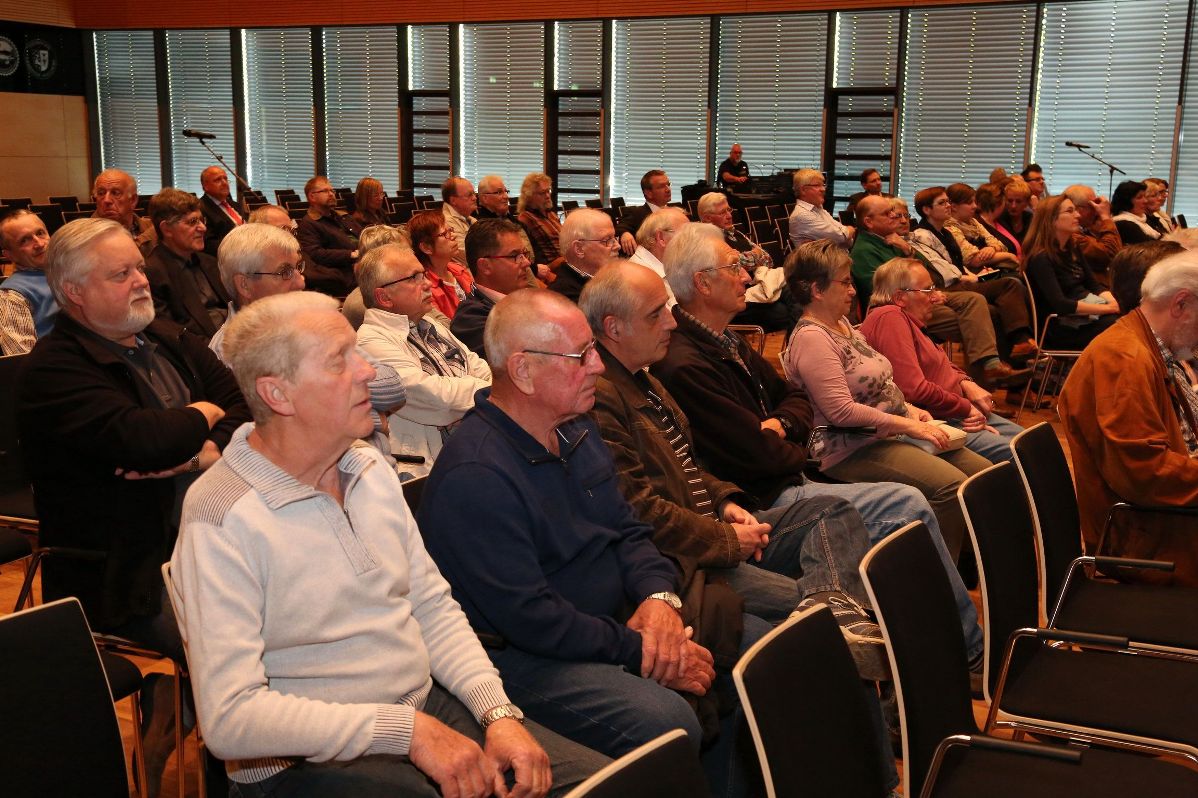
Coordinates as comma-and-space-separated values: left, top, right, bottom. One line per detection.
1145, 177, 1177, 234
649, 224, 984, 662
19, 217, 250, 792
616, 169, 672, 255
1021, 163, 1047, 208
352, 177, 389, 227
145, 187, 230, 340
0, 208, 57, 354
451, 218, 532, 357
91, 168, 156, 253
1022, 194, 1120, 349
1112, 179, 1162, 245
974, 182, 1022, 257
551, 208, 619, 303
356, 243, 490, 478
844, 167, 886, 220
789, 168, 854, 249
1166, 227, 1198, 250
516, 172, 562, 269
717, 143, 750, 192
409, 209, 473, 320
996, 177, 1033, 243
697, 191, 798, 333
476, 175, 514, 220
1059, 250, 1198, 585
420, 288, 755, 796
296, 175, 360, 296
1061, 184, 1123, 276
342, 224, 413, 329
171, 289, 603, 796
199, 166, 243, 256
942, 182, 1019, 270
441, 176, 477, 241
783, 240, 991, 560
1108, 240, 1185, 314
629, 205, 689, 305
863, 258, 1023, 465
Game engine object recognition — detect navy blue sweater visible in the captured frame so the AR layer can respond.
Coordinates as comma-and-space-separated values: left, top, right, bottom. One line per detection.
419, 389, 678, 672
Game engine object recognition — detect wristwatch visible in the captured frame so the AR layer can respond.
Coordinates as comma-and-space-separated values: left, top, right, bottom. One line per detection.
188, 453, 201, 473
646, 591, 683, 612
480, 702, 525, 729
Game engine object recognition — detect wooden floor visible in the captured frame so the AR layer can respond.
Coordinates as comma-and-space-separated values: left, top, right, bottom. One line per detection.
0, 330, 1067, 796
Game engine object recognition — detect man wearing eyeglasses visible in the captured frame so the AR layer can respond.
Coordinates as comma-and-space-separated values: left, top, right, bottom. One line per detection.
248, 203, 351, 297
549, 208, 621, 304
296, 176, 361, 297
476, 175, 513, 220
442, 176, 478, 242
789, 168, 855, 250
357, 243, 491, 478
144, 187, 231, 341
453, 219, 536, 358
421, 289, 742, 794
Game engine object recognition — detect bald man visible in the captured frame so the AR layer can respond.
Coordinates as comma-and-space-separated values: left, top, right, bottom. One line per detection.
549, 208, 620, 303
199, 166, 244, 256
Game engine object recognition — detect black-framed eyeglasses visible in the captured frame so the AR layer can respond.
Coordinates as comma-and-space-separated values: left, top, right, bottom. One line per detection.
379, 269, 427, 289
252, 262, 306, 280
901, 287, 936, 294
489, 250, 532, 263
522, 339, 598, 365
579, 236, 618, 247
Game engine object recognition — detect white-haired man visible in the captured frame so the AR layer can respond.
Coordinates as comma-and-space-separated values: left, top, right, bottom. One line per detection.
171, 290, 604, 796
0, 208, 57, 354
476, 175, 513, 220
1060, 250, 1198, 584
789, 168, 854, 249
629, 205, 689, 306
549, 208, 620, 303
357, 244, 491, 477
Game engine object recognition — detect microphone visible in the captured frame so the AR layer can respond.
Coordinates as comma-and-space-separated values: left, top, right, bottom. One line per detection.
1065, 140, 1090, 148
182, 129, 216, 140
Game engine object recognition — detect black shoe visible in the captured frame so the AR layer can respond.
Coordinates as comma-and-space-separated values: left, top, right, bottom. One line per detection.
795, 591, 891, 681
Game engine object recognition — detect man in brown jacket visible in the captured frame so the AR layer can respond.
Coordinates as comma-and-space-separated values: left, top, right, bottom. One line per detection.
1059, 250, 1198, 584
1063, 184, 1123, 276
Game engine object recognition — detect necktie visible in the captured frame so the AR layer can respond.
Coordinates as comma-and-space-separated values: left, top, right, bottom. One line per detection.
222, 200, 243, 226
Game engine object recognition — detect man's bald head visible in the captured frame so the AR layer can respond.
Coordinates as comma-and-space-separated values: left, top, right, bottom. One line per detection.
484, 289, 580, 378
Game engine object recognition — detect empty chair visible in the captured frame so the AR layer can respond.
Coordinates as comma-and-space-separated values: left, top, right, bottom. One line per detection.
414, 194, 435, 209
734, 604, 888, 797
774, 217, 791, 251
744, 205, 767, 224
750, 219, 776, 246
30, 203, 65, 234
562, 199, 580, 212
0, 197, 32, 209
609, 197, 625, 209
563, 729, 706, 798
764, 204, 786, 222
63, 209, 92, 222
584, 198, 603, 208
274, 189, 298, 205
861, 521, 1198, 798
0, 598, 131, 797
48, 194, 80, 212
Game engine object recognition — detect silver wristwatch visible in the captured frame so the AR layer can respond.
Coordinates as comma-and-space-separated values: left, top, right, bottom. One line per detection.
480, 702, 525, 729
646, 591, 683, 612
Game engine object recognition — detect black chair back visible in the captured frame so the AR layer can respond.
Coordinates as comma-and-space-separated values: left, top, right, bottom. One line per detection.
609, 196, 625, 208
958, 462, 1041, 699
30, 203, 66, 234
734, 604, 886, 797
564, 728, 705, 797
0, 355, 35, 524
401, 475, 427, 515
1011, 423, 1082, 615
0, 598, 129, 796
562, 200, 580, 212
861, 522, 977, 798
0, 197, 32, 209
49, 194, 80, 212
584, 198, 603, 208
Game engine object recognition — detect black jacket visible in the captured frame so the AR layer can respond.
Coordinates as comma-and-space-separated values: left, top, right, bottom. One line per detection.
449, 286, 497, 358
144, 244, 231, 340
200, 194, 240, 257
17, 314, 250, 629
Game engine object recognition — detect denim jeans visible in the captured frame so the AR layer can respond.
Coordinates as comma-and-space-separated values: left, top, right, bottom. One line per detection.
772, 479, 984, 661
226, 684, 608, 798
947, 414, 1023, 465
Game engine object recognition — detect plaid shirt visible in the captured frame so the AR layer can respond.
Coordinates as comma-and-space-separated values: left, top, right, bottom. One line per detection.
1154, 331, 1198, 457
518, 208, 562, 265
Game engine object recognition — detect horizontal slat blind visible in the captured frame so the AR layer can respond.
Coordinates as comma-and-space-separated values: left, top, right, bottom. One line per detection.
409, 25, 450, 91
461, 23, 545, 185
166, 30, 234, 195
323, 26, 400, 191
610, 17, 710, 200
94, 30, 162, 194
243, 28, 315, 198
898, 4, 1035, 202
716, 13, 827, 177
1032, 0, 1184, 195
555, 20, 602, 91
834, 10, 899, 89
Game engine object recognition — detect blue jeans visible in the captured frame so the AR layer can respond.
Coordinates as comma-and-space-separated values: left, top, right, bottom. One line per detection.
226, 684, 608, 797
947, 414, 1023, 465
772, 479, 984, 661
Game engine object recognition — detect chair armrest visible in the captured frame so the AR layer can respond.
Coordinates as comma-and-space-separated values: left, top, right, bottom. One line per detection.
1097, 502, 1198, 556
921, 734, 1081, 797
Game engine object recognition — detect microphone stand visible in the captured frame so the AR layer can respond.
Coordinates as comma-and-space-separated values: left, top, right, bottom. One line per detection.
189, 135, 255, 212
1067, 142, 1125, 198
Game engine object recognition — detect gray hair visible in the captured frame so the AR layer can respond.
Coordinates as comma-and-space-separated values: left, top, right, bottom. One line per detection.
869, 258, 923, 307
636, 207, 688, 249
45, 217, 132, 307
216, 222, 299, 300
1062, 184, 1096, 208
223, 291, 340, 424
792, 168, 824, 193
579, 261, 647, 337
357, 243, 414, 310
1164, 227, 1198, 250
247, 204, 289, 224
359, 224, 409, 254
560, 207, 609, 254
478, 174, 504, 194
484, 289, 577, 375
696, 192, 727, 220
663, 222, 725, 305
1140, 249, 1198, 306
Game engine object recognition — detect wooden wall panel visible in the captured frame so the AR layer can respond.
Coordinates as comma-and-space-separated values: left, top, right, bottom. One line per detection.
0, 92, 91, 201
0, 0, 75, 27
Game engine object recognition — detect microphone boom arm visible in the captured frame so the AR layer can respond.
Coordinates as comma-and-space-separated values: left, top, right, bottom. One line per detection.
1067, 141, 1125, 198
188, 133, 255, 203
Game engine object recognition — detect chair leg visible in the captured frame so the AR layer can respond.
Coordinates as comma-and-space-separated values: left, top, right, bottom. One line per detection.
13, 549, 44, 612
129, 688, 149, 798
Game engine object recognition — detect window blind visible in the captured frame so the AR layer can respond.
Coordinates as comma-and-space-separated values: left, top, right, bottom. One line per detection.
410, 25, 450, 91
555, 20, 602, 91
833, 10, 900, 89
409, 26, 451, 191
94, 30, 162, 195
166, 30, 233, 195
323, 27, 400, 191
243, 28, 315, 198
716, 14, 828, 178
1171, 30, 1198, 217
610, 17, 710, 201
898, 4, 1036, 202
1032, 0, 1184, 196
460, 23, 545, 185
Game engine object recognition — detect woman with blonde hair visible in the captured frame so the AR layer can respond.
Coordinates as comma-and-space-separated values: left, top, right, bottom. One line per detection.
996, 177, 1033, 243
352, 177, 389, 227
943, 183, 1019, 271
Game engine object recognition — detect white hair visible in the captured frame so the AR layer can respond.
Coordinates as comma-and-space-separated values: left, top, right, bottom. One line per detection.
45, 217, 132, 307
1140, 249, 1198, 306
663, 222, 725, 305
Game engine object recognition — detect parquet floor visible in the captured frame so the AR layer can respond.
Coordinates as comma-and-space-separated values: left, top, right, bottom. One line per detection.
0, 330, 1068, 796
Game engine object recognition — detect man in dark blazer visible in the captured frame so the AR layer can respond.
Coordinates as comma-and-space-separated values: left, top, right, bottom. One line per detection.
616, 169, 672, 255
199, 165, 244, 256
145, 187, 231, 341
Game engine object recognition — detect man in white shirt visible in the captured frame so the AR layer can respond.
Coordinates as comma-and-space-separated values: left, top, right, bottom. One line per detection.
629, 206, 689, 307
789, 168, 855, 249
442, 176, 478, 242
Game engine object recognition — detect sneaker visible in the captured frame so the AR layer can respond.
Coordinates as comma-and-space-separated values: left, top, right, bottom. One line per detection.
968, 651, 985, 699
795, 591, 891, 681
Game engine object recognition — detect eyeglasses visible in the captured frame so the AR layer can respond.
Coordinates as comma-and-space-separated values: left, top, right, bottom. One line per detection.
310, 187, 335, 195
833, 278, 854, 288
522, 339, 599, 365
379, 269, 427, 289
436, 228, 456, 240
479, 188, 509, 195
700, 263, 747, 277
580, 236, 618, 247
489, 250, 532, 263
252, 261, 306, 280
901, 287, 936, 294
